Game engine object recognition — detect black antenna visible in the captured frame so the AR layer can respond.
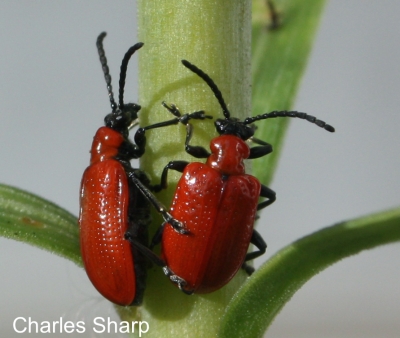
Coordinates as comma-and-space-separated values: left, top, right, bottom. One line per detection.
181, 60, 335, 134
244, 111, 335, 132
96, 32, 117, 112
119, 42, 144, 110
181, 60, 231, 119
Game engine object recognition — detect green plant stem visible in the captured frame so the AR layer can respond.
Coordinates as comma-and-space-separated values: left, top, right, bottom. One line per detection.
125, 1, 252, 337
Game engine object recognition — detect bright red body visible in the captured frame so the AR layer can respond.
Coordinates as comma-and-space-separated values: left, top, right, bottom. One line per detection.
162, 135, 261, 293
79, 126, 138, 306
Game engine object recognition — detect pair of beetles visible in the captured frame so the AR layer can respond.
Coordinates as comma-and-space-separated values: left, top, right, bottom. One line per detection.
79, 33, 334, 307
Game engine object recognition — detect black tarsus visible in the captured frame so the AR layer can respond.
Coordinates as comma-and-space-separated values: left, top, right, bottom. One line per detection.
163, 266, 194, 295
141, 102, 212, 132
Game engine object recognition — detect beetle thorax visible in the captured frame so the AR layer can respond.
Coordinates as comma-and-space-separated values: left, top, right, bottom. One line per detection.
206, 135, 250, 175
90, 127, 124, 164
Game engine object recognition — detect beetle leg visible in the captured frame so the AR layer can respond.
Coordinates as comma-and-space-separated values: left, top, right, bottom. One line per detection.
126, 234, 194, 295
131, 103, 212, 157
132, 127, 147, 156
245, 229, 267, 261
161, 101, 181, 117
126, 231, 194, 295
241, 263, 255, 275
127, 170, 189, 234
248, 137, 273, 159
184, 123, 211, 158
135, 102, 212, 133
149, 222, 165, 249
131, 103, 212, 160
161, 101, 213, 124
151, 160, 189, 191
163, 266, 193, 295
125, 234, 166, 267
257, 184, 276, 211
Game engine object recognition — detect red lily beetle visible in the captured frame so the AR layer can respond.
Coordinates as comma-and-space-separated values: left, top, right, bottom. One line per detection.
154, 60, 335, 294
79, 34, 210, 306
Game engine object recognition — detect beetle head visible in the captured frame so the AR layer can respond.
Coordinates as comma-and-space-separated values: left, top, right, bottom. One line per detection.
97, 32, 143, 137
104, 103, 141, 137
214, 118, 254, 140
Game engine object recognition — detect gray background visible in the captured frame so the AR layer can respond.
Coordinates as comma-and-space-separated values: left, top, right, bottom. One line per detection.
1, 1, 399, 337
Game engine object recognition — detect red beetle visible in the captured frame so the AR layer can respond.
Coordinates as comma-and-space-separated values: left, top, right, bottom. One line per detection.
79, 34, 210, 305
154, 60, 335, 294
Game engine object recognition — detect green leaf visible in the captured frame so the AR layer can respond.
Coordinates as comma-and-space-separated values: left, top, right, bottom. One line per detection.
0, 183, 81, 266
219, 208, 400, 337
252, 0, 327, 185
